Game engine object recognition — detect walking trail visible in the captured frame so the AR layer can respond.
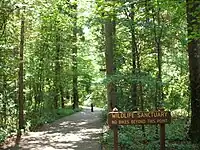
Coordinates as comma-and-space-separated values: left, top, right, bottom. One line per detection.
4, 107, 103, 150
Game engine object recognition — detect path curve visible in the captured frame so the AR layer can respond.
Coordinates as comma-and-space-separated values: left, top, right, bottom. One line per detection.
8, 107, 103, 150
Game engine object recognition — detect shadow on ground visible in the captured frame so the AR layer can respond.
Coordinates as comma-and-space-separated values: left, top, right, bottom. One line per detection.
3, 107, 104, 150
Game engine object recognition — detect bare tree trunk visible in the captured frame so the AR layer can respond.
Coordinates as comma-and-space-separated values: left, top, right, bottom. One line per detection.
2, 75, 7, 126
72, 1, 79, 109
105, 0, 116, 111
129, 4, 137, 110
17, 10, 25, 140
152, 1, 163, 109
60, 88, 64, 108
54, 32, 61, 109
152, 1, 163, 136
186, 0, 200, 143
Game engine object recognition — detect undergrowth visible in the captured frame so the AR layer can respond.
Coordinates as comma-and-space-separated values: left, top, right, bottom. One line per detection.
0, 106, 82, 144
26, 106, 82, 131
100, 110, 199, 150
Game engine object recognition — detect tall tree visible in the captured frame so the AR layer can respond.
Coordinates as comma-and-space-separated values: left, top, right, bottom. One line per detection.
54, 32, 60, 109
124, 2, 138, 110
186, 0, 200, 143
152, 0, 163, 109
104, 0, 117, 111
129, 3, 137, 109
17, 6, 25, 139
71, 0, 79, 109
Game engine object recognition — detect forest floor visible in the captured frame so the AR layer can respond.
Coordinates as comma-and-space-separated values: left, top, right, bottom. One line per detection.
1, 107, 103, 150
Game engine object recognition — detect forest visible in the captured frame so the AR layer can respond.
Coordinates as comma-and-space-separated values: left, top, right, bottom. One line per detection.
0, 0, 200, 149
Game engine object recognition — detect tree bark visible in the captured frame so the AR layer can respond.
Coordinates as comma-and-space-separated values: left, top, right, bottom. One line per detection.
186, 0, 200, 143
2, 75, 7, 126
130, 3, 137, 109
17, 11, 25, 139
105, 0, 117, 111
72, 1, 79, 109
60, 88, 65, 108
54, 32, 61, 109
152, 1, 163, 109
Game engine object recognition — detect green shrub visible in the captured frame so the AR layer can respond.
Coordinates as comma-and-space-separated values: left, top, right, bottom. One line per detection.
0, 128, 7, 143
101, 118, 199, 150
27, 106, 82, 131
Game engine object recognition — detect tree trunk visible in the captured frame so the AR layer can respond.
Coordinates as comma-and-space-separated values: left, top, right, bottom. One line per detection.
105, 0, 116, 112
136, 23, 145, 137
39, 57, 44, 113
152, 1, 163, 109
54, 33, 61, 109
2, 75, 7, 126
130, 3, 137, 110
186, 0, 200, 143
60, 88, 64, 108
17, 11, 25, 139
72, 1, 79, 109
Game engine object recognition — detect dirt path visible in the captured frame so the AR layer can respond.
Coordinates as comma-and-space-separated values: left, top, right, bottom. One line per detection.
6, 107, 103, 150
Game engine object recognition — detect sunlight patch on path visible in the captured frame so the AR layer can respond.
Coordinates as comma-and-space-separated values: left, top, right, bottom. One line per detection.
14, 107, 103, 150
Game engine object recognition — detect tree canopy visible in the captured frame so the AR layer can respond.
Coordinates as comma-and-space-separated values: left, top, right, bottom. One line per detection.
0, 0, 200, 148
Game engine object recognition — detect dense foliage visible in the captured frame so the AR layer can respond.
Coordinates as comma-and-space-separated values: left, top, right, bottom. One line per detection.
0, 0, 99, 142
0, 0, 200, 148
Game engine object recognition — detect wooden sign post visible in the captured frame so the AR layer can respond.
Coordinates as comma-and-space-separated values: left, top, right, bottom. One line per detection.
112, 108, 119, 150
108, 108, 171, 150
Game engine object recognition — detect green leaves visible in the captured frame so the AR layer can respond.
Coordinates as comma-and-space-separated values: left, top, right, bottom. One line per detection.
102, 118, 198, 149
